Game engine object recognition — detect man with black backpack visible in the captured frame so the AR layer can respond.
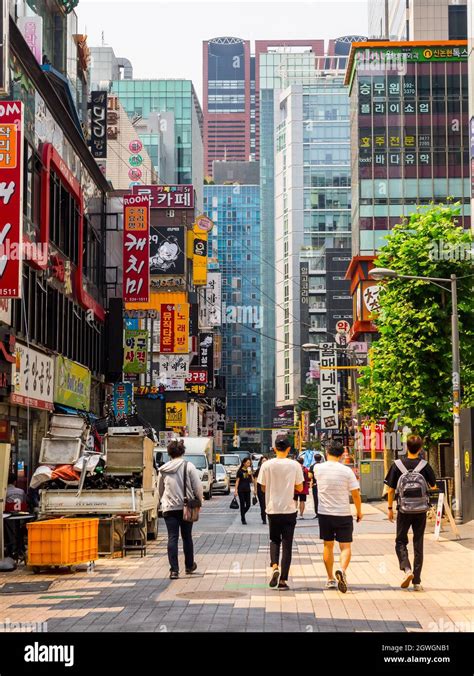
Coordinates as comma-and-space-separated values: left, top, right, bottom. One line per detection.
384, 435, 437, 591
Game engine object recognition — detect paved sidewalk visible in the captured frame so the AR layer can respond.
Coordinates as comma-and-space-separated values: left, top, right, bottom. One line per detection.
0, 496, 472, 633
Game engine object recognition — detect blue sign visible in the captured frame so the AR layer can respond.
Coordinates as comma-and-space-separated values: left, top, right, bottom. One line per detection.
113, 382, 133, 418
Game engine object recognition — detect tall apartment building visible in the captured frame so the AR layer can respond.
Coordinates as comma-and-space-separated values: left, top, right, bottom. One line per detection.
345, 40, 470, 341
368, 0, 467, 41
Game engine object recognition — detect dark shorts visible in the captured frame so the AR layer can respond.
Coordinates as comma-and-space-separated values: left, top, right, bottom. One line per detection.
318, 514, 354, 543
294, 493, 307, 502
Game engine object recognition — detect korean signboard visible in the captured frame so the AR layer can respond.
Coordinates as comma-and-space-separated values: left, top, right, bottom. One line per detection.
319, 343, 338, 430
113, 382, 133, 419
158, 353, 189, 379
0, 0, 8, 94
0, 298, 10, 324
123, 194, 150, 303
123, 329, 149, 374
272, 406, 294, 429
193, 214, 214, 232
160, 303, 189, 354
11, 343, 54, 411
0, 101, 24, 298
90, 91, 108, 159
301, 411, 310, 442
150, 226, 185, 276
17, 16, 42, 64
132, 184, 194, 209
185, 368, 208, 396
206, 272, 221, 326
355, 281, 380, 322
54, 356, 91, 411
300, 262, 310, 383
198, 333, 214, 381
192, 227, 208, 286
165, 402, 187, 428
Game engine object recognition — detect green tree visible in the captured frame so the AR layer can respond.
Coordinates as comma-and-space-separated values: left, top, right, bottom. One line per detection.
295, 382, 319, 424
358, 203, 474, 457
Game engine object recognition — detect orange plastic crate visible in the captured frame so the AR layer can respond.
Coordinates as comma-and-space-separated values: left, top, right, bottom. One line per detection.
27, 518, 99, 567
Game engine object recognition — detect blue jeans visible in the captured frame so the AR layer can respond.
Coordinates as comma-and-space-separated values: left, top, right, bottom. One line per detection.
163, 510, 194, 573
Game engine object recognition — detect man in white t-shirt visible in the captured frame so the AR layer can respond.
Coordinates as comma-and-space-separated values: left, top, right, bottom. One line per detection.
315, 441, 363, 593
257, 435, 304, 591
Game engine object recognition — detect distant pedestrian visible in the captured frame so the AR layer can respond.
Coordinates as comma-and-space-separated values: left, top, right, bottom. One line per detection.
315, 441, 362, 593
235, 458, 254, 525
158, 439, 203, 579
309, 453, 324, 518
253, 456, 268, 524
294, 457, 310, 519
384, 435, 437, 592
257, 435, 304, 591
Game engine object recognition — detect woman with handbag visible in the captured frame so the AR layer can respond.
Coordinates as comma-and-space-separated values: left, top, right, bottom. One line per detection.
158, 439, 203, 579
235, 458, 254, 525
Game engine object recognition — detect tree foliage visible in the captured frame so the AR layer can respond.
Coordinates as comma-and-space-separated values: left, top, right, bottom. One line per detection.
295, 382, 318, 424
358, 203, 474, 443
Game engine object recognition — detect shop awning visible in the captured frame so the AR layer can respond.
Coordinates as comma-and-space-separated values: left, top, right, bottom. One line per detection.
54, 404, 97, 420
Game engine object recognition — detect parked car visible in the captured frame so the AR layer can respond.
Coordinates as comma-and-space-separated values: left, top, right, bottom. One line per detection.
232, 450, 253, 463
213, 463, 231, 495
219, 454, 241, 482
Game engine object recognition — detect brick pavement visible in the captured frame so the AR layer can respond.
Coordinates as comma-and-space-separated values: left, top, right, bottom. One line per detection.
0, 495, 472, 633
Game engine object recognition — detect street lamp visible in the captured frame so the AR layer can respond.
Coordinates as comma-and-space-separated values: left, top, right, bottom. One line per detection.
369, 267, 463, 524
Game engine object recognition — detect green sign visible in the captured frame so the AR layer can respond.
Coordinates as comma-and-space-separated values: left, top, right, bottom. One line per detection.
129, 154, 143, 167
123, 329, 148, 374
54, 356, 91, 411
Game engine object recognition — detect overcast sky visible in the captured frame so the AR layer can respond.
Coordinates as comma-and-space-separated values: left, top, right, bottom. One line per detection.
77, 1, 368, 101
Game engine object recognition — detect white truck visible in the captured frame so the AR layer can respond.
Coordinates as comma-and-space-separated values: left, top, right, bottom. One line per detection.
39, 427, 160, 539
178, 437, 215, 500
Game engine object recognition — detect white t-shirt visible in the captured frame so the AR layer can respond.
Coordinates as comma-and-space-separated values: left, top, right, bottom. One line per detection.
315, 461, 360, 516
257, 458, 304, 515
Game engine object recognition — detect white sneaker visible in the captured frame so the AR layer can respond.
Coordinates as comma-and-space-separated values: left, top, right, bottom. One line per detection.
401, 570, 414, 589
413, 584, 424, 592
325, 579, 337, 589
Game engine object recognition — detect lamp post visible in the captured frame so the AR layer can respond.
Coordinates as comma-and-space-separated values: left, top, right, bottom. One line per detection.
369, 267, 463, 524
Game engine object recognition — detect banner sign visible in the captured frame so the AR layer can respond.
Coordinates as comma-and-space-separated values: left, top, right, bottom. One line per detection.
0, 101, 24, 298
123, 329, 148, 374
132, 184, 194, 209
158, 353, 189, 379
272, 406, 294, 429
123, 193, 150, 303
166, 402, 187, 428
192, 227, 208, 286
300, 262, 310, 384
206, 272, 221, 326
54, 356, 91, 411
186, 368, 208, 385
198, 333, 214, 380
90, 90, 108, 159
17, 16, 42, 64
0, 0, 9, 94
150, 225, 185, 276
319, 343, 339, 430
113, 382, 133, 419
160, 303, 189, 354
11, 343, 54, 411
301, 411, 310, 442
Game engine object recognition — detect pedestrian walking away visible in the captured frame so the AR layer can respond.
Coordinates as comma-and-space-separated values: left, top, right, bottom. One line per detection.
315, 441, 363, 593
294, 457, 310, 519
235, 458, 254, 524
158, 439, 203, 579
309, 453, 324, 518
254, 456, 268, 524
384, 434, 437, 591
257, 435, 304, 591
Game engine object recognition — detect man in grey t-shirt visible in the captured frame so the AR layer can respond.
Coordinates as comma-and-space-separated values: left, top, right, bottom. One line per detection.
315, 441, 363, 593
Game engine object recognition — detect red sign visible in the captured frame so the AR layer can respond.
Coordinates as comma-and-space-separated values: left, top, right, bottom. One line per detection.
0, 101, 24, 298
123, 194, 150, 303
132, 184, 194, 209
186, 368, 208, 385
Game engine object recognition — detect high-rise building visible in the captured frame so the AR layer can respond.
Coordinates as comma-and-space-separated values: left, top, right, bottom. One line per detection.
368, 0, 467, 41
89, 46, 133, 90
345, 40, 470, 341
273, 53, 354, 407
204, 169, 261, 431
111, 79, 204, 208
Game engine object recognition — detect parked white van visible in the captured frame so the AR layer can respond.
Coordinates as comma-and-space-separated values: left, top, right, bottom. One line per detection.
177, 437, 215, 500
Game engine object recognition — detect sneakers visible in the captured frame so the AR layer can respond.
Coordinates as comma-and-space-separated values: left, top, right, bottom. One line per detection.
277, 581, 290, 591
401, 570, 414, 589
335, 569, 348, 593
269, 568, 280, 588
241, 519, 247, 525
325, 579, 337, 590
185, 562, 197, 575
169, 570, 179, 580
413, 584, 424, 592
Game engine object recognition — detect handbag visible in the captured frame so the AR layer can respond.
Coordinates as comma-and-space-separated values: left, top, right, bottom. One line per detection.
229, 496, 239, 510
183, 461, 202, 523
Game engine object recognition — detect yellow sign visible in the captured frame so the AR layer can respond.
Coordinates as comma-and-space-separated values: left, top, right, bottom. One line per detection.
192, 225, 208, 286
465, 450, 470, 476
360, 463, 371, 474
166, 402, 187, 428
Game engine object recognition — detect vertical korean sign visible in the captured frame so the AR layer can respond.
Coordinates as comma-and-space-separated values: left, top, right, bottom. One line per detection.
90, 91, 108, 159
123, 194, 150, 303
160, 303, 189, 354
0, 0, 9, 94
319, 343, 339, 431
300, 262, 310, 383
0, 101, 23, 298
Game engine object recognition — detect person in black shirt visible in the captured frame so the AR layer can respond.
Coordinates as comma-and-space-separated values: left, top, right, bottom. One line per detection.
384, 435, 437, 591
254, 456, 268, 524
235, 458, 254, 524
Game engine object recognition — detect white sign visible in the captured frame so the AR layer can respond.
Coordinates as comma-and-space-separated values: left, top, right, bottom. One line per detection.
214, 429, 223, 451
0, 299, 11, 325
158, 354, 189, 379
335, 333, 348, 346
309, 360, 320, 379
363, 285, 380, 314
155, 377, 185, 391
207, 272, 221, 326
11, 343, 54, 411
336, 320, 350, 334
17, 16, 43, 64
434, 492, 444, 540
319, 343, 338, 430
